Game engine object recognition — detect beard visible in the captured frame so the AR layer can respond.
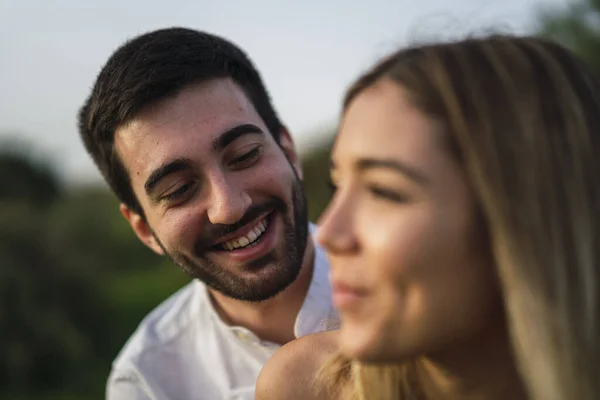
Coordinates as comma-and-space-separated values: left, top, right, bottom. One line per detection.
153, 172, 309, 302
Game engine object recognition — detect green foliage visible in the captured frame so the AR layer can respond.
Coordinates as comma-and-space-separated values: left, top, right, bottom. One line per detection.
0, 142, 189, 399
537, 0, 600, 77
0, 143, 62, 208
300, 136, 335, 222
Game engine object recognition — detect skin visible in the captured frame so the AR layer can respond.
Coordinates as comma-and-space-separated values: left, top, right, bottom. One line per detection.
257, 79, 527, 400
257, 331, 339, 400
114, 78, 314, 344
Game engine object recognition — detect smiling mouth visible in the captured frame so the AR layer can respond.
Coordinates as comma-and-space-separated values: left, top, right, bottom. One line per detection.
215, 216, 270, 251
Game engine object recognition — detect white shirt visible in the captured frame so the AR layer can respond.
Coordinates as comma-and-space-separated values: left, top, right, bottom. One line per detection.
107, 226, 336, 400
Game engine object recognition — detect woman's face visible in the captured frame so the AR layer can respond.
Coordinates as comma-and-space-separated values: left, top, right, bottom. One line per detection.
318, 79, 502, 363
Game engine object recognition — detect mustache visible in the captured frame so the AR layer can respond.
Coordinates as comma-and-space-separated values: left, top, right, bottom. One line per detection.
193, 198, 285, 253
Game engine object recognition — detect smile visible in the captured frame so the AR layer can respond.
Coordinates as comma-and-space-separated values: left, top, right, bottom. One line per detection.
218, 217, 269, 251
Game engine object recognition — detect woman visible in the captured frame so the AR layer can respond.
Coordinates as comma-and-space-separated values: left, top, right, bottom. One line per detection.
256, 34, 600, 400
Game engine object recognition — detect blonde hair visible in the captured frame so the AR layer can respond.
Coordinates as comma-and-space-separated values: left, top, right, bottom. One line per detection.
320, 34, 600, 400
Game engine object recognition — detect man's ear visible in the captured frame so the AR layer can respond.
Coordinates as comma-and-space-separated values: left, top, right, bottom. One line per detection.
120, 204, 165, 255
278, 127, 303, 180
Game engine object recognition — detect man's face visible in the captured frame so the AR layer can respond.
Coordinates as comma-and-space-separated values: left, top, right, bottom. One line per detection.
114, 78, 308, 301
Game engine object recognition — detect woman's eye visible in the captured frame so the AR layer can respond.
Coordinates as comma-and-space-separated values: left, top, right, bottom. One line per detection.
368, 186, 408, 203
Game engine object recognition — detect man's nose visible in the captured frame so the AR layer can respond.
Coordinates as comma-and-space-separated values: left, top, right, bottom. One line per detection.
206, 175, 251, 225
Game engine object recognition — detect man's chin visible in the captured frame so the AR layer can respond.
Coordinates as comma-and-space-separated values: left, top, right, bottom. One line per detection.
179, 257, 293, 302
218, 265, 297, 302
209, 280, 293, 303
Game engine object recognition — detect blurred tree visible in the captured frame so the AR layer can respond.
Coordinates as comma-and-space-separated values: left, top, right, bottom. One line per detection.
0, 144, 85, 394
0, 203, 110, 393
300, 135, 334, 222
0, 140, 188, 399
0, 140, 62, 208
46, 187, 160, 273
537, 0, 600, 76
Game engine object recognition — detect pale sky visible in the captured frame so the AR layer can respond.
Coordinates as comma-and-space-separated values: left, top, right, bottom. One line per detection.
0, 0, 573, 184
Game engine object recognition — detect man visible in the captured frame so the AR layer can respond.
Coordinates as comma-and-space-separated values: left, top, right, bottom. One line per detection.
78, 27, 336, 400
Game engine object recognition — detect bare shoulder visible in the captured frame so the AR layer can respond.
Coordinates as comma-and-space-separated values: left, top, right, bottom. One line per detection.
256, 330, 339, 400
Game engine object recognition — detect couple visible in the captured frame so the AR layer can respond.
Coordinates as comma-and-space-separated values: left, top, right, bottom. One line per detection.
78, 28, 600, 400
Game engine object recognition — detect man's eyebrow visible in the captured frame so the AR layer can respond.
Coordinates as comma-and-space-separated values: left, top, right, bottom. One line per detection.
212, 124, 264, 152
144, 158, 192, 195
356, 157, 429, 185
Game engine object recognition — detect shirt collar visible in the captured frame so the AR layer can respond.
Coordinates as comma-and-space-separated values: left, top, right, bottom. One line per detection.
294, 223, 338, 337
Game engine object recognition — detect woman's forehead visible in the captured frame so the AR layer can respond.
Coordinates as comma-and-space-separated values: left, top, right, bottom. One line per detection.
334, 81, 443, 169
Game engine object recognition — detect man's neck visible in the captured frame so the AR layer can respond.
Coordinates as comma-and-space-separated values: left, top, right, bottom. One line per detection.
417, 318, 528, 400
208, 235, 316, 345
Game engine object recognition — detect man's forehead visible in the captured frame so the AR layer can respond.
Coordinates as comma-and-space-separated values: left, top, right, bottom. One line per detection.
132, 79, 257, 129
117, 79, 260, 142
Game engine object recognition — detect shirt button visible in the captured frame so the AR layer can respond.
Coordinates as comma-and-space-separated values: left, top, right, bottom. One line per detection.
236, 331, 248, 341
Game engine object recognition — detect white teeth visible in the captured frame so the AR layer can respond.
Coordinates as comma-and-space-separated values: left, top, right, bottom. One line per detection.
220, 217, 269, 251
247, 230, 258, 243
